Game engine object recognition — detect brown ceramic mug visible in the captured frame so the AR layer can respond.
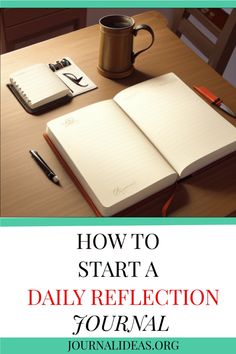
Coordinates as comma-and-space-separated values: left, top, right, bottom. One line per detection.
97, 14, 155, 79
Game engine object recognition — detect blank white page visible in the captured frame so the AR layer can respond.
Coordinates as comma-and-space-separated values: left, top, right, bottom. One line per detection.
114, 73, 236, 178
46, 100, 177, 216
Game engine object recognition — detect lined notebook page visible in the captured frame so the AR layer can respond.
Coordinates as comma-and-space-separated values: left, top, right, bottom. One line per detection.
114, 73, 236, 178
10, 64, 69, 108
46, 100, 177, 216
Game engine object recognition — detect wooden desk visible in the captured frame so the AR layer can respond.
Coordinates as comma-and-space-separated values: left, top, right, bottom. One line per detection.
1, 11, 236, 217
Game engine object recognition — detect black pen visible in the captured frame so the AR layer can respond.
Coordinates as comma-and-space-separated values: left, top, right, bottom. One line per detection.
29, 150, 60, 185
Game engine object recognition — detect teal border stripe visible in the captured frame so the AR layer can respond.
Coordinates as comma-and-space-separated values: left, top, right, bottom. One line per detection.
2, 1, 236, 8
0, 217, 235, 226
1, 338, 236, 354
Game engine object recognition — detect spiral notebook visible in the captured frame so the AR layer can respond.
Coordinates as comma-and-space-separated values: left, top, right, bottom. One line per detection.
7, 57, 97, 114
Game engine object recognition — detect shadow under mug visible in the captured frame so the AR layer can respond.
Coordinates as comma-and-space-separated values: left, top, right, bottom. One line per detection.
97, 15, 155, 79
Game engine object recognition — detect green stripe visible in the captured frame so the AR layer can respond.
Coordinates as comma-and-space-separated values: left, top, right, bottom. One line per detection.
1, 1, 236, 8
0, 217, 235, 227
1, 338, 236, 354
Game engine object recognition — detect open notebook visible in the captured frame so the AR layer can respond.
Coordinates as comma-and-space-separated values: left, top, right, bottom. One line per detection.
45, 73, 236, 216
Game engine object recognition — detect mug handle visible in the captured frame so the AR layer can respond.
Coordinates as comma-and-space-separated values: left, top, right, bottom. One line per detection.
132, 24, 155, 63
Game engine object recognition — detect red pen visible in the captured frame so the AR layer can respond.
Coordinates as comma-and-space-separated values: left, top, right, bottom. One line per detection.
194, 86, 236, 118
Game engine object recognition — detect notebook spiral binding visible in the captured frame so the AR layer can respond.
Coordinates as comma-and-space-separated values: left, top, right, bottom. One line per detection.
11, 79, 31, 104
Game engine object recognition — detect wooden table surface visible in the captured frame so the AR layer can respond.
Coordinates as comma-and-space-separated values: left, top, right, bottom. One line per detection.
1, 11, 236, 217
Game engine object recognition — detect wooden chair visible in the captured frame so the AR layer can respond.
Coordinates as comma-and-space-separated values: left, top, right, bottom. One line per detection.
171, 8, 236, 75
0, 8, 87, 54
